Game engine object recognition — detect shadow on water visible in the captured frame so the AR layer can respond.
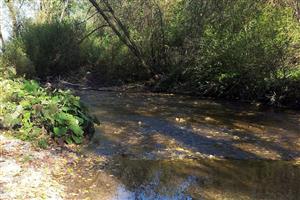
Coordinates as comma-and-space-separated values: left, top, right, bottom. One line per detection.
81, 91, 300, 160
74, 91, 300, 200
92, 114, 261, 159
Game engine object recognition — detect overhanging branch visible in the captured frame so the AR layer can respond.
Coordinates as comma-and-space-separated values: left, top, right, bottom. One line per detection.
78, 24, 108, 44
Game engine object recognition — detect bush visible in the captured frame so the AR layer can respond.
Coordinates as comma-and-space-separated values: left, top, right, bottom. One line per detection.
0, 39, 35, 78
0, 78, 96, 147
20, 21, 82, 79
163, 1, 300, 103
80, 34, 148, 85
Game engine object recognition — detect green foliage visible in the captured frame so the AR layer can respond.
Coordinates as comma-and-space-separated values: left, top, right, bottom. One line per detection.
18, 21, 82, 79
158, 0, 300, 105
186, 2, 294, 99
0, 21, 83, 79
0, 39, 35, 78
80, 34, 147, 85
78, 0, 300, 104
0, 78, 96, 147
1, 0, 300, 107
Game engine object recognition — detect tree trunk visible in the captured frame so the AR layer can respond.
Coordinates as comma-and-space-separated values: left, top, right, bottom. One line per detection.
88, 0, 153, 75
5, 0, 18, 37
0, 8, 5, 50
60, 0, 70, 22
0, 27, 4, 49
295, 0, 300, 23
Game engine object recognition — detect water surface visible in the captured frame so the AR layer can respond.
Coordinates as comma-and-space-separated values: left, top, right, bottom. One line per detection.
70, 91, 300, 200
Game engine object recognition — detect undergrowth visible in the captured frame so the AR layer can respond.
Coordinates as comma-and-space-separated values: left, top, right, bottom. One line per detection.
0, 77, 96, 148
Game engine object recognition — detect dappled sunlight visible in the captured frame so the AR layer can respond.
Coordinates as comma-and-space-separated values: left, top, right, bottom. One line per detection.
81, 91, 300, 160
234, 143, 282, 160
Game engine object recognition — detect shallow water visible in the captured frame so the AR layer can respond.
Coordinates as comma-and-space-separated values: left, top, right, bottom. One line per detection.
73, 91, 300, 200
67, 157, 300, 200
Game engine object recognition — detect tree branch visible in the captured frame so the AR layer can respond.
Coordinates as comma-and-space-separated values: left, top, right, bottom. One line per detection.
60, 0, 69, 22
88, 0, 153, 75
78, 24, 108, 44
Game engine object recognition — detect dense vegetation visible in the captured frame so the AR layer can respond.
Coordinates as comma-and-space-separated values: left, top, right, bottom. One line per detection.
1, 0, 300, 107
0, 64, 95, 147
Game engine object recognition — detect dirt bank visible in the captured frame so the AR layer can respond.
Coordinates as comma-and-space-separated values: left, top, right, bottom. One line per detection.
0, 133, 78, 200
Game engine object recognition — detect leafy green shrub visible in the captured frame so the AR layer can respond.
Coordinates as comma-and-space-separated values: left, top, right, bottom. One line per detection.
20, 21, 82, 79
80, 34, 147, 85
164, 1, 300, 103
0, 78, 96, 147
0, 39, 35, 78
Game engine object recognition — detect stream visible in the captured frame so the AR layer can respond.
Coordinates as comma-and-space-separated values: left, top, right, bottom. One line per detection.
68, 91, 300, 200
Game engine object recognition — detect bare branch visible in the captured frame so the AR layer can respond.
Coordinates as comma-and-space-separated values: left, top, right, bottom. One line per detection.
60, 0, 69, 22
78, 24, 108, 44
